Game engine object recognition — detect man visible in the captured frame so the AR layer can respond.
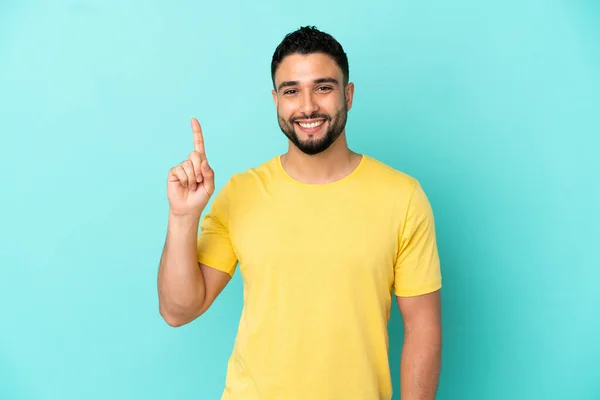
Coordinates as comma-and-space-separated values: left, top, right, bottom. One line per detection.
158, 26, 442, 400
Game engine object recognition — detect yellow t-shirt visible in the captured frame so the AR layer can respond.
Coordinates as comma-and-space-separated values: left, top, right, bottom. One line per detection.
197, 154, 442, 400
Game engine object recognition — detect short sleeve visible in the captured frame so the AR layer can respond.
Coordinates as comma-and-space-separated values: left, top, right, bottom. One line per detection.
196, 179, 238, 276
393, 181, 442, 297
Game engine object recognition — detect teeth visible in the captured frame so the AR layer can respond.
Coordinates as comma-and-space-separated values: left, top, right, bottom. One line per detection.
298, 120, 324, 129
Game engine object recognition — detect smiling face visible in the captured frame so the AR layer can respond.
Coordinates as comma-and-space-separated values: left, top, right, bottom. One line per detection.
272, 53, 354, 155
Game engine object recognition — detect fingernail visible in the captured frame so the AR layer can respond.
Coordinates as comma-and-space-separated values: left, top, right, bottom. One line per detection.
196, 175, 202, 182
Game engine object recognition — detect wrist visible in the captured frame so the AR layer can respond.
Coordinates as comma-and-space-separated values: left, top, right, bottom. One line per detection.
168, 209, 202, 227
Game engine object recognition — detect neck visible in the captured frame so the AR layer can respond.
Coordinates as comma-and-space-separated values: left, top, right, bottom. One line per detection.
280, 132, 362, 184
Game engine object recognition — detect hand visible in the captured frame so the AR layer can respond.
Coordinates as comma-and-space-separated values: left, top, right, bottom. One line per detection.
167, 118, 215, 218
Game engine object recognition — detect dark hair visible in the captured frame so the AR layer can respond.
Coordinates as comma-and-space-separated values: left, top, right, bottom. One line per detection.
271, 26, 349, 88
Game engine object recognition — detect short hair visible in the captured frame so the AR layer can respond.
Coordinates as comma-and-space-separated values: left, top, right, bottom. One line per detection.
271, 26, 349, 88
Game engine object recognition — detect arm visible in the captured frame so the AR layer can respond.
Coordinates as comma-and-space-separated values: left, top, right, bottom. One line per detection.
157, 212, 231, 327
397, 289, 442, 400
157, 117, 232, 327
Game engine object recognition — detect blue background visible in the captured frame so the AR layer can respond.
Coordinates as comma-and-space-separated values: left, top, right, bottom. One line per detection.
1, 0, 599, 399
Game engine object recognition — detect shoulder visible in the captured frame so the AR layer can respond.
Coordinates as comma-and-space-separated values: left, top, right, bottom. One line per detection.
362, 155, 437, 228
360, 155, 436, 217
219, 156, 279, 196
361, 154, 421, 195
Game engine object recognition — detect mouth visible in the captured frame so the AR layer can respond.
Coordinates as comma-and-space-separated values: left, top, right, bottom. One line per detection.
294, 119, 326, 134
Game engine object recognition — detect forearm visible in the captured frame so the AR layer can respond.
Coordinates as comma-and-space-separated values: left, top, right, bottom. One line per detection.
158, 212, 206, 325
400, 326, 442, 400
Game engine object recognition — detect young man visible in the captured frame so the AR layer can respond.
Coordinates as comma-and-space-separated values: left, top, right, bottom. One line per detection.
158, 26, 442, 400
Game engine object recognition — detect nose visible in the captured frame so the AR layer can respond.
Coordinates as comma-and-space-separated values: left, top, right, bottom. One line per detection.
299, 91, 319, 116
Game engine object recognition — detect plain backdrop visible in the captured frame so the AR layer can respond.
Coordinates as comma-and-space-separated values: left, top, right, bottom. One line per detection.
1, 0, 599, 399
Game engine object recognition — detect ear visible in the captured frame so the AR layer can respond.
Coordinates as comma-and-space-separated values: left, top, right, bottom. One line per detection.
272, 89, 278, 108
344, 82, 355, 111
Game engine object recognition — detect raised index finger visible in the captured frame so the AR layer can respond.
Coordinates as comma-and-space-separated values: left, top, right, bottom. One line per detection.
191, 117, 206, 158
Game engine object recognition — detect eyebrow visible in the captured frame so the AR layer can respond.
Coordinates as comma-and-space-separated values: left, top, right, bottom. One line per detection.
277, 77, 340, 92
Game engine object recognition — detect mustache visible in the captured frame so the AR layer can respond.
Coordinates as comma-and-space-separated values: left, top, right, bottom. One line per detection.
290, 113, 330, 123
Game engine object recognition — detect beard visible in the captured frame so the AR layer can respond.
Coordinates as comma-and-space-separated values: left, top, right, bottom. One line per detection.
277, 103, 348, 156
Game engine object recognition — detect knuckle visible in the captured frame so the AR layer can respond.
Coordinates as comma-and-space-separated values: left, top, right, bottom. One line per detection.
191, 156, 202, 168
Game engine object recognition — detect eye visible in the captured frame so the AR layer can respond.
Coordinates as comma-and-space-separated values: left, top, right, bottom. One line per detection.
284, 89, 297, 95
317, 86, 333, 92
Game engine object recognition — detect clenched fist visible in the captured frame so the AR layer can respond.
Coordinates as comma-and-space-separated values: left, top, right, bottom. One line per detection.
167, 118, 215, 218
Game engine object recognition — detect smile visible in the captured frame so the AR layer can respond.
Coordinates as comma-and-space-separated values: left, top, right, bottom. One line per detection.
296, 120, 325, 129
